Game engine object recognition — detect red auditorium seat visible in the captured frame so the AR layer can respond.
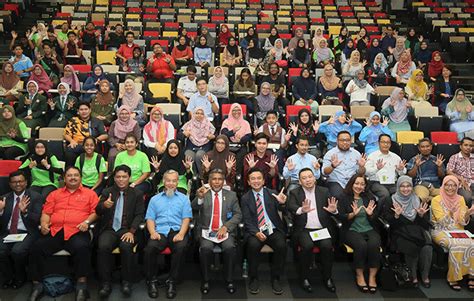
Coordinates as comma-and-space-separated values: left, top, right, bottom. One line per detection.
286, 105, 311, 125
222, 104, 247, 119
70, 65, 91, 73
0, 160, 22, 177
431, 132, 459, 144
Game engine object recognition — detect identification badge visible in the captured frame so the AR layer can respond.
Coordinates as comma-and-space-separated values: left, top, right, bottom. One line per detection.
226, 211, 233, 220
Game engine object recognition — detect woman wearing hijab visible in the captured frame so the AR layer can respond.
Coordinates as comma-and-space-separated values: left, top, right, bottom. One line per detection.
342, 50, 366, 82
255, 82, 279, 123
266, 38, 289, 68
434, 65, 457, 113
220, 103, 252, 165
19, 140, 62, 197
218, 24, 233, 47
197, 26, 215, 48
60, 64, 81, 94
405, 69, 430, 106
171, 35, 193, 68
240, 26, 259, 51
390, 37, 407, 63
292, 69, 319, 115
427, 51, 444, 82
431, 175, 474, 291
312, 27, 325, 50
201, 135, 236, 189
405, 28, 422, 54
366, 38, 383, 65
391, 50, 417, 84
341, 39, 355, 69
345, 69, 375, 106
368, 53, 389, 86
223, 37, 242, 67
36, 41, 62, 86
414, 41, 431, 70
381, 87, 413, 135
15, 80, 47, 132
446, 89, 474, 140
384, 175, 432, 288
291, 38, 311, 68
194, 36, 212, 68
48, 82, 78, 127
355, 28, 368, 54
0, 62, 22, 103
313, 38, 335, 68
318, 63, 343, 105
83, 64, 113, 101
233, 68, 257, 112
0, 105, 30, 159
28, 64, 53, 94
182, 107, 216, 174
288, 108, 323, 157
245, 39, 264, 69
263, 26, 280, 51
319, 110, 362, 148
151, 139, 193, 194
117, 79, 145, 126
91, 79, 115, 126
208, 66, 229, 104
107, 105, 141, 171
143, 105, 175, 158
359, 111, 395, 155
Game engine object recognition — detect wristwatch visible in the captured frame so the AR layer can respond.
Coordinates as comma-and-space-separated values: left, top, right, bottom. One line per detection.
84, 220, 90, 225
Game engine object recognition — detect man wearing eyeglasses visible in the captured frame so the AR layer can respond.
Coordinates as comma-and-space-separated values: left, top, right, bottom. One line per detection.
0, 171, 43, 290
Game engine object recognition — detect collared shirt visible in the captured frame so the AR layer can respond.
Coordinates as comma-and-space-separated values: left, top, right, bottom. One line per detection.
42, 186, 99, 240
145, 191, 192, 236
252, 189, 275, 229
283, 152, 321, 181
63, 117, 106, 144
407, 154, 444, 187
148, 53, 175, 79
6, 191, 27, 232
177, 76, 198, 99
366, 150, 406, 183
322, 147, 362, 187
186, 91, 218, 121
298, 187, 323, 229
117, 43, 139, 61
9, 54, 33, 78
447, 152, 474, 185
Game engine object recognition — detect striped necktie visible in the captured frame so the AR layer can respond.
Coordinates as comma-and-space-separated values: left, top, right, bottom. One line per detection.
256, 193, 266, 228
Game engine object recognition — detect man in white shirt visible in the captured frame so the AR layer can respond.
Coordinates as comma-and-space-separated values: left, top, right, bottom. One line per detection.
287, 168, 337, 293
192, 169, 242, 295
366, 134, 406, 204
176, 65, 198, 106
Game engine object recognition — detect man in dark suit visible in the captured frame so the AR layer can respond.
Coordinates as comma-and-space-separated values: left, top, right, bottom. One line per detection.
192, 168, 242, 294
95, 165, 144, 298
0, 170, 43, 289
240, 167, 287, 295
288, 168, 338, 293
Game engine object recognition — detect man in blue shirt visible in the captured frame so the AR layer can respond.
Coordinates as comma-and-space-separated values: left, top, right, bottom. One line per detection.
406, 138, 445, 203
9, 44, 33, 82
144, 170, 192, 299
186, 78, 219, 121
322, 131, 367, 201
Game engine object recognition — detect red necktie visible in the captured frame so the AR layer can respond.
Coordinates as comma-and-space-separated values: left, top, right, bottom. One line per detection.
211, 192, 220, 231
9, 197, 20, 234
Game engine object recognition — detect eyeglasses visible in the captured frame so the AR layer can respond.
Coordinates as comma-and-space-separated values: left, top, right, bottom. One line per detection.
444, 184, 457, 188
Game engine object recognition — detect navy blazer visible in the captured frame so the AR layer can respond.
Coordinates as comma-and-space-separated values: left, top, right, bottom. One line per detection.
0, 189, 43, 236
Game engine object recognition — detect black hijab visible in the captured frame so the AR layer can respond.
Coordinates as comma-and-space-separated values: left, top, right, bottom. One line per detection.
294, 38, 308, 62
157, 139, 186, 179
176, 35, 188, 51
28, 140, 55, 182
268, 27, 280, 46
196, 36, 209, 49
226, 37, 238, 56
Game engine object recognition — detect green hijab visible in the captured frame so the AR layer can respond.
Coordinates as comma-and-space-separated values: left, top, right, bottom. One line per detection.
447, 89, 470, 120
0, 105, 22, 137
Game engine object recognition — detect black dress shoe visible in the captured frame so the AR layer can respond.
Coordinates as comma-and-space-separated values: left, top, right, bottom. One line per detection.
302, 279, 312, 293
121, 281, 131, 297
147, 280, 159, 298
226, 282, 235, 294
28, 284, 44, 301
98, 282, 112, 298
166, 281, 177, 299
249, 278, 259, 294
12, 279, 25, 290
2, 279, 13, 289
272, 278, 283, 295
200, 282, 209, 294
324, 278, 336, 293
76, 288, 90, 301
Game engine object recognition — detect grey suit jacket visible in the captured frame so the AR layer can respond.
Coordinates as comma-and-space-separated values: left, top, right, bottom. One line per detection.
192, 189, 242, 235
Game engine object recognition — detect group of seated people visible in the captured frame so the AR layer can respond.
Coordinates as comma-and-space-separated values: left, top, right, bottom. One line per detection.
0, 19, 473, 301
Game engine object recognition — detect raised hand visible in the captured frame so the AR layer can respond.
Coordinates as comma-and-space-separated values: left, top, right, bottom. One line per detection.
364, 117, 372, 127
197, 185, 210, 199
435, 154, 445, 167
253, 125, 259, 136
381, 116, 389, 127
376, 159, 385, 170
391, 201, 404, 217
323, 197, 338, 214
312, 159, 321, 170
246, 153, 257, 169
40, 156, 49, 168
103, 193, 114, 209
183, 156, 194, 170
328, 115, 335, 124
414, 154, 424, 167
47, 98, 56, 109
467, 105, 473, 113
358, 153, 367, 167
397, 159, 407, 171
201, 154, 213, 171
183, 127, 191, 137
331, 154, 342, 168
312, 120, 320, 132
285, 129, 293, 141
7, 128, 17, 138
301, 199, 315, 213
351, 201, 362, 216
28, 159, 37, 169
415, 202, 429, 217
286, 158, 296, 171
67, 99, 75, 110
150, 156, 161, 171
272, 188, 287, 204
365, 200, 377, 216
289, 122, 298, 134
265, 154, 279, 170
225, 156, 236, 171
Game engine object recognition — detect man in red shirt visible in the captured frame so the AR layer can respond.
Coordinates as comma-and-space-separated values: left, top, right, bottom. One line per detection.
28, 166, 99, 301
146, 43, 176, 85
116, 31, 139, 65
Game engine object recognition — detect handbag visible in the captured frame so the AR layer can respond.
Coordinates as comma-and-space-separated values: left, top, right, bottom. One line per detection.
43, 274, 74, 297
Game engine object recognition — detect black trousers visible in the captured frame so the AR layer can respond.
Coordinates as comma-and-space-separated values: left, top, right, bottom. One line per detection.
0, 146, 24, 160
30, 185, 56, 199
97, 229, 136, 282
29, 230, 92, 281
0, 231, 37, 282
64, 144, 84, 168
199, 236, 236, 283
345, 229, 381, 269
246, 231, 286, 280
296, 229, 334, 280
143, 230, 188, 282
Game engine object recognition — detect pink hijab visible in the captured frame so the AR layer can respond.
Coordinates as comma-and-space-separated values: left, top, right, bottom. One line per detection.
28, 64, 53, 92
61, 65, 81, 91
184, 107, 215, 146
221, 103, 251, 143
144, 106, 170, 145
114, 105, 138, 140
121, 79, 141, 110
439, 175, 462, 213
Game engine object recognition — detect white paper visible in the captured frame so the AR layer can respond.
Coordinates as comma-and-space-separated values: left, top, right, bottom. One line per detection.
309, 228, 331, 241
233, 91, 255, 95
202, 229, 228, 243
377, 170, 395, 184
3, 233, 27, 243
267, 143, 280, 150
